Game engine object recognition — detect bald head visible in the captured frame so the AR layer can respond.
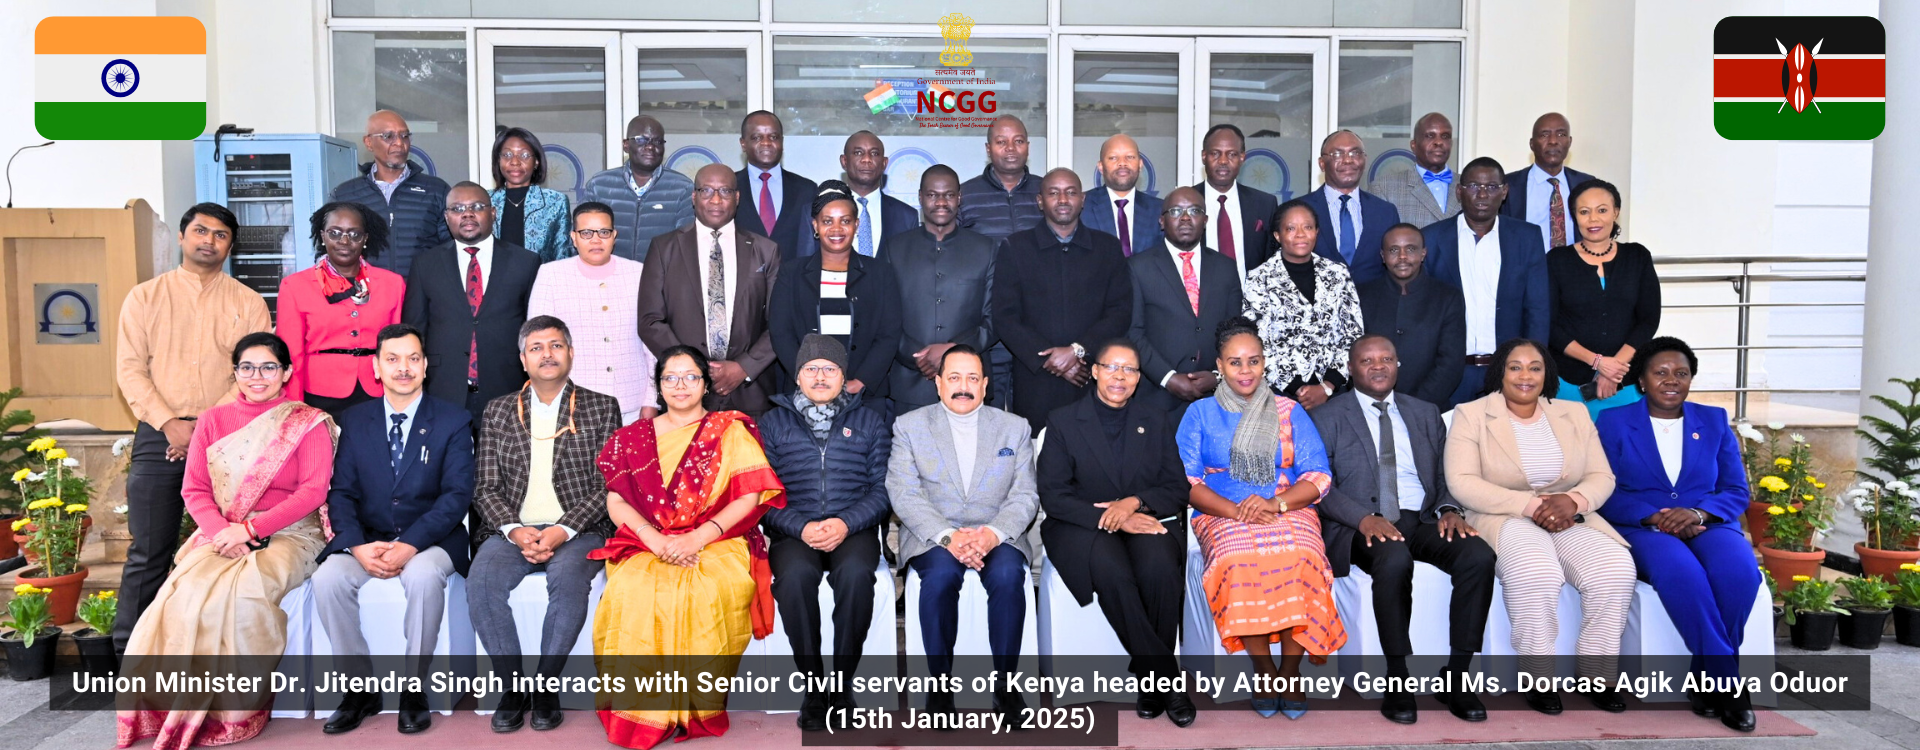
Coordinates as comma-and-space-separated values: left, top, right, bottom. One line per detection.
1319, 129, 1366, 191
363, 110, 412, 172
1411, 112, 1454, 173
1097, 134, 1143, 193
1529, 112, 1572, 172
1159, 186, 1205, 250
693, 163, 740, 230
623, 115, 666, 172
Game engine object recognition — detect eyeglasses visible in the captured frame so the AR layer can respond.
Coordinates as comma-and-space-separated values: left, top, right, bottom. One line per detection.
323, 228, 366, 243
1462, 182, 1504, 195
369, 131, 411, 144
1162, 206, 1206, 219
1323, 148, 1366, 161
499, 149, 537, 163
801, 364, 842, 376
1092, 362, 1141, 376
574, 228, 615, 239
446, 202, 491, 215
627, 135, 662, 148
235, 363, 283, 379
694, 187, 738, 200
661, 373, 705, 386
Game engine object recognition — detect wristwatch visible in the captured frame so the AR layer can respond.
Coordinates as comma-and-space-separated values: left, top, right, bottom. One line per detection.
1071, 342, 1087, 360
936, 530, 955, 547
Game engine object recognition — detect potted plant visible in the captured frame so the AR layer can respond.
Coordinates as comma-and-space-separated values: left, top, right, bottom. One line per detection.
0, 388, 46, 568
1781, 575, 1845, 650
1849, 481, 1920, 580
1, 583, 60, 681
73, 590, 118, 676
1753, 431, 1834, 591
1893, 564, 1920, 647
1837, 576, 1895, 650
11, 437, 96, 624
1738, 421, 1782, 546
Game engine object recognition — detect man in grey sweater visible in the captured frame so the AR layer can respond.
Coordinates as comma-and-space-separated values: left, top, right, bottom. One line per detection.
582, 114, 695, 262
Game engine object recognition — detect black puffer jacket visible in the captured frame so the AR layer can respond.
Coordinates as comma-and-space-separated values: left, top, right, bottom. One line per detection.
330, 160, 452, 278
757, 391, 892, 539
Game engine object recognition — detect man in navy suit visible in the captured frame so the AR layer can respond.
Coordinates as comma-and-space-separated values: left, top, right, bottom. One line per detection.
1499, 112, 1596, 253
1302, 130, 1400, 287
1081, 134, 1163, 256
1129, 187, 1241, 415
314, 323, 475, 736
798, 131, 917, 259
1422, 157, 1550, 408
1194, 124, 1279, 282
735, 110, 818, 260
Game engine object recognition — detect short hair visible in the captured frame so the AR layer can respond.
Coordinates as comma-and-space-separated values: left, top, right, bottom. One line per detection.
376, 323, 424, 353
446, 181, 488, 206
1568, 179, 1624, 238
308, 200, 390, 260
740, 110, 781, 138
1088, 338, 1138, 367
179, 202, 239, 236
1215, 315, 1262, 353
1268, 197, 1319, 254
1203, 123, 1246, 150
921, 163, 959, 187
1628, 336, 1698, 387
517, 315, 572, 351
1480, 338, 1560, 402
1350, 333, 1397, 358
1382, 222, 1424, 243
940, 343, 984, 375
1460, 156, 1505, 180
490, 127, 547, 187
232, 331, 291, 367
653, 344, 710, 408
1319, 128, 1360, 153
572, 201, 614, 223
811, 179, 858, 220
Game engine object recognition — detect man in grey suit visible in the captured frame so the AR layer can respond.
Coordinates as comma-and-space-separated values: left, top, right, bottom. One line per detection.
888, 344, 1038, 723
1308, 335, 1494, 726
1372, 113, 1461, 228
1129, 187, 1241, 415
890, 165, 996, 412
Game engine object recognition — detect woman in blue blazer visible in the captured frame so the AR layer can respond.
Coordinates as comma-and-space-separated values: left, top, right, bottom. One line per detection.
490, 126, 574, 262
1595, 337, 1758, 733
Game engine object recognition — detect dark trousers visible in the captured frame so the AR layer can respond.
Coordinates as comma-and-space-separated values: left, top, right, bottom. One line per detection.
112, 423, 187, 652
467, 529, 606, 679
988, 343, 1014, 411
769, 527, 882, 680
1085, 527, 1185, 679
909, 544, 1027, 677
1349, 513, 1497, 656
1619, 524, 1760, 678
305, 383, 378, 422
1449, 364, 1490, 410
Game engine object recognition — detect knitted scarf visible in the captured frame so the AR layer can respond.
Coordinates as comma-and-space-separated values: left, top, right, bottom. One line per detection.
1214, 383, 1280, 488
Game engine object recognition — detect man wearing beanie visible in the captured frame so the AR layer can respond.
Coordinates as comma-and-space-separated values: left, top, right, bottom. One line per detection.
758, 334, 893, 731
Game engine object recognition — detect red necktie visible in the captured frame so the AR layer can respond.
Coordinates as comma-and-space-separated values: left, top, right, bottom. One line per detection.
1216, 195, 1235, 259
757, 172, 777, 236
1115, 198, 1131, 255
465, 246, 483, 383
1179, 250, 1200, 316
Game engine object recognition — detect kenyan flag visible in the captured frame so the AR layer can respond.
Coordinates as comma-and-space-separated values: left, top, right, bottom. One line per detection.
1714, 16, 1884, 140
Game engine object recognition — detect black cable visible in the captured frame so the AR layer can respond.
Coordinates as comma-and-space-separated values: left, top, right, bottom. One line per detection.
5, 141, 54, 208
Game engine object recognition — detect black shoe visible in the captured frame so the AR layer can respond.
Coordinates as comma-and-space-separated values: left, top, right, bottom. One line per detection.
1431, 671, 1487, 722
529, 690, 564, 731
1587, 689, 1627, 713
1687, 688, 1722, 718
1380, 689, 1418, 724
397, 690, 431, 734
992, 689, 1027, 730
797, 691, 828, 732
490, 691, 527, 733
1164, 692, 1197, 728
1719, 690, 1757, 732
1524, 689, 1563, 716
925, 689, 956, 730
1135, 691, 1165, 720
322, 690, 382, 735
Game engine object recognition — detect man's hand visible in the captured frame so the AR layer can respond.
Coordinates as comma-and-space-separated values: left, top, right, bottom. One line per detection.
710, 360, 748, 396
1118, 514, 1168, 535
378, 541, 419, 573
1039, 347, 1081, 378
1092, 497, 1142, 532
1293, 383, 1331, 409
1166, 372, 1217, 401
1436, 510, 1479, 541
1065, 361, 1090, 387
805, 518, 850, 552
162, 418, 195, 461
1357, 515, 1404, 546
846, 379, 866, 395
915, 343, 957, 380
950, 527, 996, 569
352, 541, 397, 578
508, 526, 550, 564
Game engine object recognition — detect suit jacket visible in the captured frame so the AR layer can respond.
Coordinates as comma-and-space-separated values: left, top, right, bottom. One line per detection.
888, 226, 998, 411
1357, 272, 1465, 406
795, 192, 919, 259
1301, 187, 1400, 287
320, 395, 475, 575
1595, 400, 1750, 528
1442, 392, 1622, 552
470, 381, 621, 546
769, 251, 904, 399
1308, 390, 1455, 577
276, 264, 405, 401
1192, 182, 1279, 274
1036, 395, 1188, 604
735, 168, 818, 262
1372, 168, 1460, 229
887, 403, 1039, 567
1081, 186, 1165, 257
991, 224, 1134, 431
1421, 215, 1551, 351
637, 222, 781, 415
1128, 243, 1243, 393
1500, 166, 1596, 224
401, 238, 541, 409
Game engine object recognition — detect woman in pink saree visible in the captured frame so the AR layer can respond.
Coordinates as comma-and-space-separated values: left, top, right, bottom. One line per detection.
118, 333, 337, 750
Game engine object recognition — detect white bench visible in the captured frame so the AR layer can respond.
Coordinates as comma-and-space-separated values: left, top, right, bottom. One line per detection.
273, 581, 317, 719
306, 574, 475, 716
903, 563, 1038, 708
1620, 580, 1777, 705
757, 560, 898, 710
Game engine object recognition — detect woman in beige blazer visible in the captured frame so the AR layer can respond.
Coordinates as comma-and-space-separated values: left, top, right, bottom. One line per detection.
1445, 338, 1635, 716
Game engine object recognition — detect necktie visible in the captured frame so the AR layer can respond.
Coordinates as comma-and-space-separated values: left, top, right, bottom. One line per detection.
707, 229, 730, 358
1216, 195, 1235, 259
1178, 250, 1200, 316
856, 195, 874, 257
757, 172, 777, 236
1420, 168, 1454, 184
1115, 198, 1131, 255
1546, 176, 1567, 248
1338, 194, 1357, 264
464, 246, 483, 383
1374, 400, 1401, 522
389, 413, 407, 474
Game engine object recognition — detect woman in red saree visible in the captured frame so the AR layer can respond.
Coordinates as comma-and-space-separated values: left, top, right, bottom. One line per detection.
590, 345, 786, 748
118, 333, 336, 750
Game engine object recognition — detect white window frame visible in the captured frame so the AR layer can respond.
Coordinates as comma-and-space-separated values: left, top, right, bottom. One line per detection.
1055, 35, 1196, 189
474, 29, 622, 181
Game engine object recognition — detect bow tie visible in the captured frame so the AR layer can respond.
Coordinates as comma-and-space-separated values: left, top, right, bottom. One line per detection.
1421, 169, 1453, 184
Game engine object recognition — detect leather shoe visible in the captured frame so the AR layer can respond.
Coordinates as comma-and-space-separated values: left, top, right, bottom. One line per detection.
1524, 689, 1563, 716
1164, 692, 1197, 728
1687, 688, 1722, 718
1380, 689, 1418, 724
322, 690, 381, 735
1719, 690, 1756, 732
1432, 687, 1487, 722
925, 688, 957, 727
529, 690, 564, 731
397, 690, 432, 734
490, 691, 527, 733
993, 689, 1027, 730
1135, 691, 1165, 720
1587, 689, 1627, 713
797, 691, 828, 732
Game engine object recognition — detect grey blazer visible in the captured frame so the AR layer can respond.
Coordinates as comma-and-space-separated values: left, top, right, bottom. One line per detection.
886, 402, 1039, 567
1307, 390, 1457, 576
1372, 168, 1460, 230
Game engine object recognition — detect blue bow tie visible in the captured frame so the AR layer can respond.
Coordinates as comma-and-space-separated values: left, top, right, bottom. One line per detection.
1421, 169, 1453, 184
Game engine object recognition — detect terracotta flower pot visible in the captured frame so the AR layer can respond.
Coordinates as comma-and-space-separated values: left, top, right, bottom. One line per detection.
1745, 500, 1775, 548
0, 514, 19, 559
1760, 545, 1825, 592
1855, 542, 1920, 582
16, 565, 88, 626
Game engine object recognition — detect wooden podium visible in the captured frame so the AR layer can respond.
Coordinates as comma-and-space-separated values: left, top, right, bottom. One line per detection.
0, 200, 161, 432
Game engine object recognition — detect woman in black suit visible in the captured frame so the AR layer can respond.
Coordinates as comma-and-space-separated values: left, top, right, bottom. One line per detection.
1036, 338, 1194, 728
770, 179, 905, 417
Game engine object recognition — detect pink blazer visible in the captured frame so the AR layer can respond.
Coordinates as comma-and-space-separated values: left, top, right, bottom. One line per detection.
275, 264, 405, 400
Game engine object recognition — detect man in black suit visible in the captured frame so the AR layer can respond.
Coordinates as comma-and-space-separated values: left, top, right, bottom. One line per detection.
1194, 124, 1279, 282
1128, 187, 1241, 415
795, 131, 918, 259
890, 165, 997, 412
734, 110, 817, 261
992, 168, 1132, 433
1358, 223, 1464, 407
1301, 130, 1401, 287
1423, 157, 1550, 408
402, 181, 540, 424
1499, 112, 1596, 252
1308, 335, 1495, 725
1081, 134, 1164, 256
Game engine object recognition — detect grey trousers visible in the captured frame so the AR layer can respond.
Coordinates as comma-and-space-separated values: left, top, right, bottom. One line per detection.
311, 546, 456, 680
466, 529, 605, 679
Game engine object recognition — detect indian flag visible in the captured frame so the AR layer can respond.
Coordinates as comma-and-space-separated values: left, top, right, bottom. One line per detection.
864, 83, 900, 114
35, 17, 207, 140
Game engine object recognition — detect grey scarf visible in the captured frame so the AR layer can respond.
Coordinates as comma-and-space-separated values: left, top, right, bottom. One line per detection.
1214, 383, 1281, 488
795, 390, 849, 441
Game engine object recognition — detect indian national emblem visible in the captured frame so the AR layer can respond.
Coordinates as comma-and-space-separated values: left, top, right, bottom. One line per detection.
938, 13, 974, 68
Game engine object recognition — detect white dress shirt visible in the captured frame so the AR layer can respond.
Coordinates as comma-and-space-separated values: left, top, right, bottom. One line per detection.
455, 235, 496, 295
1652, 415, 1685, 486
1204, 182, 1246, 281
1361, 391, 1426, 513
1525, 164, 1578, 251
1322, 184, 1365, 261
694, 220, 740, 339
1420, 167, 1452, 209
1455, 215, 1504, 356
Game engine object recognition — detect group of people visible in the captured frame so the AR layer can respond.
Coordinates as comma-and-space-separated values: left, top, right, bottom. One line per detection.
103, 104, 1759, 750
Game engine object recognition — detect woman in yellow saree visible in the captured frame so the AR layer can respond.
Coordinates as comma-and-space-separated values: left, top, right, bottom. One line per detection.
590, 345, 786, 748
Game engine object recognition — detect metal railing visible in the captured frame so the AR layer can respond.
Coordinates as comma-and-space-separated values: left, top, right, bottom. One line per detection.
1653, 254, 1866, 421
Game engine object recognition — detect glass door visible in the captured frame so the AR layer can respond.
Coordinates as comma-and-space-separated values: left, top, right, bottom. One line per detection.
1194, 38, 1330, 202
619, 33, 761, 181
1055, 36, 1194, 198
475, 30, 621, 204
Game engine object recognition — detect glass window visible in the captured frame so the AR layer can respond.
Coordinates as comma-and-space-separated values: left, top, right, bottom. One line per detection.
637, 49, 752, 182
771, 36, 1048, 203
1208, 52, 1316, 202
1071, 52, 1178, 197
491, 46, 606, 203
1337, 40, 1462, 193
331, 30, 470, 186
333, 0, 758, 21
773, 0, 1043, 25
1060, 0, 1460, 28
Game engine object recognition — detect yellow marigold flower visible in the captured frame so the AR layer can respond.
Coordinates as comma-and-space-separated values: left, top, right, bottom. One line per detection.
1767, 506, 1785, 516
1814, 481, 1826, 489
26, 498, 63, 510
1775, 457, 1792, 467
43, 448, 67, 462
1902, 563, 1920, 572
1802, 494, 1814, 501
1792, 575, 1813, 582
13, 583, 34, 595
64, 504, 86, 514
101, 590, 117, 598
26, 437, 55, 453
11, 468, 29, 482
1788, 506, 1800, 513
1759, 476, 1790, 492
9, 518, 24, 532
